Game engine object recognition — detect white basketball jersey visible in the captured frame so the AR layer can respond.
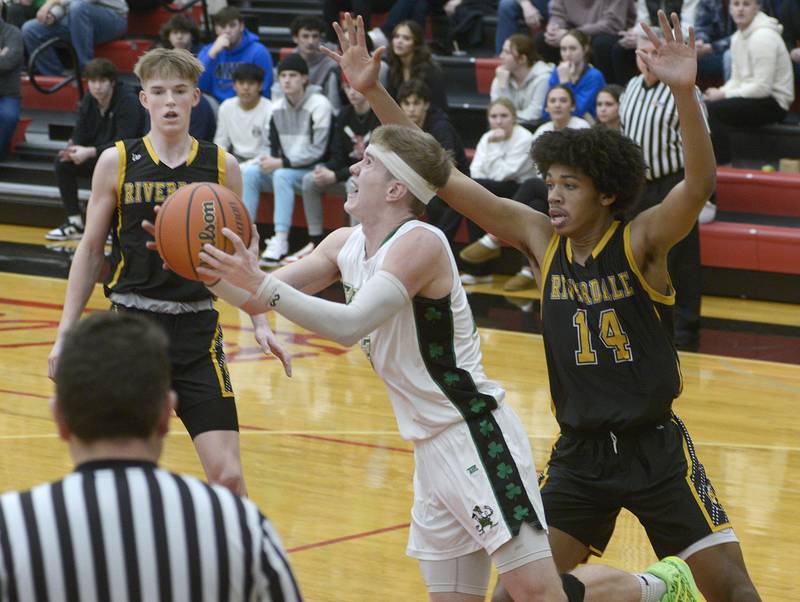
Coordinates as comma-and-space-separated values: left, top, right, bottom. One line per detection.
337, 220, 506, 441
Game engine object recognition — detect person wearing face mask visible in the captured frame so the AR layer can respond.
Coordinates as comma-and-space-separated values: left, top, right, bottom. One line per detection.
491, 33, 554, 127
544, 29, 606, 122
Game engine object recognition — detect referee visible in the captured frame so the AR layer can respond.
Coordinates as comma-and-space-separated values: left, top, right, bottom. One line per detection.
0, 312, 302, 602
620, 31, 708, 351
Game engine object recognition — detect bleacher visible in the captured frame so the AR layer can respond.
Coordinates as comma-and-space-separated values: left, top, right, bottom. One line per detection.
1, 0, 798, 302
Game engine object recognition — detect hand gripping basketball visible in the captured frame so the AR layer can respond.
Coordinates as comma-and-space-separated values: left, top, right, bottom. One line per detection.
197, 225, 266, 295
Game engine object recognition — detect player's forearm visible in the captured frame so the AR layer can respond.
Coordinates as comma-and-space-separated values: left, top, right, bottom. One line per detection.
674, 87, 715, 203
56, 244, 106, 339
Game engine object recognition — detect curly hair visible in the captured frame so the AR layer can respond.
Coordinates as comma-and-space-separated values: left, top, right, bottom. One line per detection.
531, 127, 646, 216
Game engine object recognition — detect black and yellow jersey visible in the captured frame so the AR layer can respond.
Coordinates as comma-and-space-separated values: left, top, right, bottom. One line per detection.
540, 220, 682, 432
104, 136, 227, 302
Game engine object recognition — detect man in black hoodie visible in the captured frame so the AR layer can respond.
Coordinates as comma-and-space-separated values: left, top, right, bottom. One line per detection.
46, 58, 143, 241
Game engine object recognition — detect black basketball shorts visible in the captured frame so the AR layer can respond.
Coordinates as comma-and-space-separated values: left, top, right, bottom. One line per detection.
539, 414, 730, 559
111, 305, 238, 437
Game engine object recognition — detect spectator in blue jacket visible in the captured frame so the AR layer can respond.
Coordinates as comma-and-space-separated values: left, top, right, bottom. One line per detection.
198, 7, 273, 102
543, 28, 606, 121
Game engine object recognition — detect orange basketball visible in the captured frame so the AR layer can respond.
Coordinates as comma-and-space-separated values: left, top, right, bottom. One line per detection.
154, 182, 252, 281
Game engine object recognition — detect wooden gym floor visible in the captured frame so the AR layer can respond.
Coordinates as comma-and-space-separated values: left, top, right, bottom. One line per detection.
0, 224, 798, 601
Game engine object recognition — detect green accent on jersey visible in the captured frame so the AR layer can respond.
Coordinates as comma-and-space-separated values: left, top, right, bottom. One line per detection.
411, 295, 540, 537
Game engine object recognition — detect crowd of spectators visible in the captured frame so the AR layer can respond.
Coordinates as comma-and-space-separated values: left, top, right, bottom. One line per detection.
1, 0, 798, 276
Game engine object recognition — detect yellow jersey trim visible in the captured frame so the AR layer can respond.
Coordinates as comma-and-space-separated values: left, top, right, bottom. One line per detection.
142, 135, 159, 165
592, 220, 620, 258
540, 233, 559, 286
209, 319, 235, 398
108, 141, 127, 289
623, 223, 675, 305
216, 145, 227, 186
186, 137, 199, 166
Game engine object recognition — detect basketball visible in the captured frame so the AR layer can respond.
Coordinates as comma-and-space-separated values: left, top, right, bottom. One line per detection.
154, 182, 252, 281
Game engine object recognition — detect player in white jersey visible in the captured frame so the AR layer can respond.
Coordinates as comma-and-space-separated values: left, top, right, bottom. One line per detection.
198, 123, 701, 602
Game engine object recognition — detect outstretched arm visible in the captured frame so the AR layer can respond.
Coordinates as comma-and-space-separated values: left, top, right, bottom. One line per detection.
322, 14, 554, 265
630, 12, 716, 255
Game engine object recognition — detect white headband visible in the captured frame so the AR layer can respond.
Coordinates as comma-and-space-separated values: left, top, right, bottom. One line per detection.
367, 143, 438, 205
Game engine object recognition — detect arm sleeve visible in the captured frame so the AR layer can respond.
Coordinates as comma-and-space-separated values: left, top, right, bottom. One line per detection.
693, 0, 714, 43
489, 77, 506, 101
425, 66, 450, 110
71, 98, 91, 145
252, 270, 410, 347
189, 96, 216, 143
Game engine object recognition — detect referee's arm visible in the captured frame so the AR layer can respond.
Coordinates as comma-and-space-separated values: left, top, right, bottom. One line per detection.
256, 514, 304, 601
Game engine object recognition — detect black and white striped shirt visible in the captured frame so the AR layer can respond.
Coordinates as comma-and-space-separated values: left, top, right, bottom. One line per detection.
620, 75, 707, 181
0, 460, 302, 602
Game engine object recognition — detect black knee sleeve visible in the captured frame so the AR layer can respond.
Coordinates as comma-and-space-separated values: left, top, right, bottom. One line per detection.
560, 573, 585, 602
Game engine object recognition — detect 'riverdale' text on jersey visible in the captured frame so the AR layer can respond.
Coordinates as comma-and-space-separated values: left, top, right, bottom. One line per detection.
105, 136, 227, 302
540, 221, 682, 432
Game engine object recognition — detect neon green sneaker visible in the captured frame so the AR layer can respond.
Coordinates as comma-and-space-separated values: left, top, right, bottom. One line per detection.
645, 556, 702, 602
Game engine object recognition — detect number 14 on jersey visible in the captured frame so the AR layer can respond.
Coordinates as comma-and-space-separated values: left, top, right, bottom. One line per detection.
572, 308, 633, 365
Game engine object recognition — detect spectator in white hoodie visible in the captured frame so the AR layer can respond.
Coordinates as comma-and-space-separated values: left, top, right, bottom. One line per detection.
241, 54, 332, 265
703, 0, 794, 164
214, 63, 272, 164
490, 33, 553, 127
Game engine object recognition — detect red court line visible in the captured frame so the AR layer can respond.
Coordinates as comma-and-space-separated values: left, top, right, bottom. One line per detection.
287, 522, 409, 554
2, 390, 411, 455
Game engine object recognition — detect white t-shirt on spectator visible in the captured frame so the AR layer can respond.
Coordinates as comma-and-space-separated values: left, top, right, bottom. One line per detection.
214, 96, 273, 164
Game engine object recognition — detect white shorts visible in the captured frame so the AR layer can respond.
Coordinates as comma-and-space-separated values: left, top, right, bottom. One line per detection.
407, 403, 548, 560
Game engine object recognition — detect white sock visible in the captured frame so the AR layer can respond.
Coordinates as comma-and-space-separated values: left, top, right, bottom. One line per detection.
519, 266, 534, 278
274, 231, 288, 241
636, 573, 667, 602
68, 215, 83, 228
479, 234, 500, 249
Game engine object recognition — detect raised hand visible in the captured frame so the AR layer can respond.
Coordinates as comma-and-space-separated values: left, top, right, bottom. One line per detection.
320, 13, 385, 94
637, 11, 697, 91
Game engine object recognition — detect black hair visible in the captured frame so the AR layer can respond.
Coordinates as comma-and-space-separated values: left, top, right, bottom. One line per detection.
159, 14, 200, 49
532, 127, 646, 216
83, 58, 118, 81
396, 78, 431, 104
291, 15, 326, 36
232, 63, 265, 83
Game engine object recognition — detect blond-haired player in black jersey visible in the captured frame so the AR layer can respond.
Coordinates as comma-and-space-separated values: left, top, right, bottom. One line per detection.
314, 11, 759, 602
48, 48, 291, 496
